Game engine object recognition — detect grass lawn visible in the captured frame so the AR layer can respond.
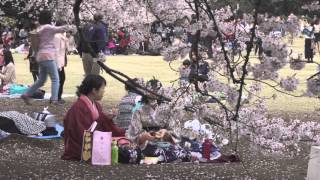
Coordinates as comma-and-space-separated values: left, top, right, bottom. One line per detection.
13, 37, 319, 113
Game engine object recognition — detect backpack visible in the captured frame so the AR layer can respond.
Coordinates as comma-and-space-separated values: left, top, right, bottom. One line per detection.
115, 138, 142, 164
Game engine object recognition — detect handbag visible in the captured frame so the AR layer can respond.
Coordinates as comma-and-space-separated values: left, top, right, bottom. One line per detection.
142, 141, 191, 163
81, 121, 97, 162
116, 137, 142, 164
112, 137, 131, 146
91, 131, 112, 165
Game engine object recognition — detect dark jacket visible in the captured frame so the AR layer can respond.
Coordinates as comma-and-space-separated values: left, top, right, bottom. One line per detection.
81, 21, 108, 55
91, 21, 108, 54
189, 60, 209, 82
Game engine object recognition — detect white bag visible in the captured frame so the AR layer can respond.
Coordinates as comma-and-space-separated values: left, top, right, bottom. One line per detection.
91, 131, 112, 165
184, 119, 212, 136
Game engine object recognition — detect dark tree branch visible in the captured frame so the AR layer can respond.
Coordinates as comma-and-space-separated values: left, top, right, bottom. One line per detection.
233, 0, 262, 152
246, 78, 304, 98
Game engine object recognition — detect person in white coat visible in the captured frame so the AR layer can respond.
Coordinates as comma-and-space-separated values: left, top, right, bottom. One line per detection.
54, 20, 69, 103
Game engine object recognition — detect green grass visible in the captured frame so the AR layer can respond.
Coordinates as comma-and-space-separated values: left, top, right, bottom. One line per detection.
14, 54, 181, 106
13, 37, 319, 112
263, 37, 320, 112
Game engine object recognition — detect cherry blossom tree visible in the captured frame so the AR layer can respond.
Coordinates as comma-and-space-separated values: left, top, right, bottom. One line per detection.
1, 0, 320, 154
76, 0, 320, 154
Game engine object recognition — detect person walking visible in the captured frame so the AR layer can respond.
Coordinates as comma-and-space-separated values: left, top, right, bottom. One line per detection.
21, 10, 71, 105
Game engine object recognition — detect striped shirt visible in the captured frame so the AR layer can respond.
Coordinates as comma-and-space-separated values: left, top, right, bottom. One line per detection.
114, 92, 141, 130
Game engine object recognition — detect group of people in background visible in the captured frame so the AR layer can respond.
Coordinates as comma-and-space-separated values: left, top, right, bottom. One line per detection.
1, 11, 320, 102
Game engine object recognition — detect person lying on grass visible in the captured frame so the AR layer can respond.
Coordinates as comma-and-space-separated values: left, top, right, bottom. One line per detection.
62, 74, 125, 161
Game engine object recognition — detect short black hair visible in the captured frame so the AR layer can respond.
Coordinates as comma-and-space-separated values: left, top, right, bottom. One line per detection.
38, 10, 53, 25
183, 59, 191, 66
146, 78, 162, 91
125, 78, 139, 93
3, 50, 14, 65
76, 75, 107, 97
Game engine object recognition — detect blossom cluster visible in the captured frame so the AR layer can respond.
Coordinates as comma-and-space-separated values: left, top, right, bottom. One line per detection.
302, 1, 320, 11
280, 76, 299, 92
307, 78, 320, 97
286, 14, 300, 36
162, 41, 190, 62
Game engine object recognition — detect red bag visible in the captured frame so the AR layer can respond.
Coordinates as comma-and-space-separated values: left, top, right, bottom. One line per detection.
112, 137, 131, 146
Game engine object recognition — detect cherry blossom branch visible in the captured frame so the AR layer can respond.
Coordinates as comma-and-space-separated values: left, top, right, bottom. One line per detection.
200, 0, 240, 84
243, 86, 275, 100
97, 61, 171, 102
170, 83, 193, 110
307, 72, 320, 80
168, 61, 179, 72
144, 0, 167, 27
246, 78, 304, 98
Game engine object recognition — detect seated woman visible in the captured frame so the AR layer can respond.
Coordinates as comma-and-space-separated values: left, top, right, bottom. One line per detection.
126, 79, 191, 162
0, 42, 15, 86
114, 78, 142, 130
62, 75, 125, 161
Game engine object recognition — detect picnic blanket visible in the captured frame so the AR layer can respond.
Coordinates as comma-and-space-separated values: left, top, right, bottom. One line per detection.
30, 124, 64, 139
0, 93, 75, 99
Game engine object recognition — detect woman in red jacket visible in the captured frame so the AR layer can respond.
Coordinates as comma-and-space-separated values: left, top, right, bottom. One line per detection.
62, 74, 125, 160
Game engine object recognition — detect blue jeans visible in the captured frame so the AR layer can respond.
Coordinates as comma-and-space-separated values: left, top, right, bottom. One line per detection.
26, 60, 60, 101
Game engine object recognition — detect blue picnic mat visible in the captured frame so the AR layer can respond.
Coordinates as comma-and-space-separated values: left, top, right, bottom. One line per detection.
30, 124, 64, 139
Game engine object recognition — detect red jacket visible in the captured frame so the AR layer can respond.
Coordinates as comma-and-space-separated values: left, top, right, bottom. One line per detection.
62, 99, 125, 160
